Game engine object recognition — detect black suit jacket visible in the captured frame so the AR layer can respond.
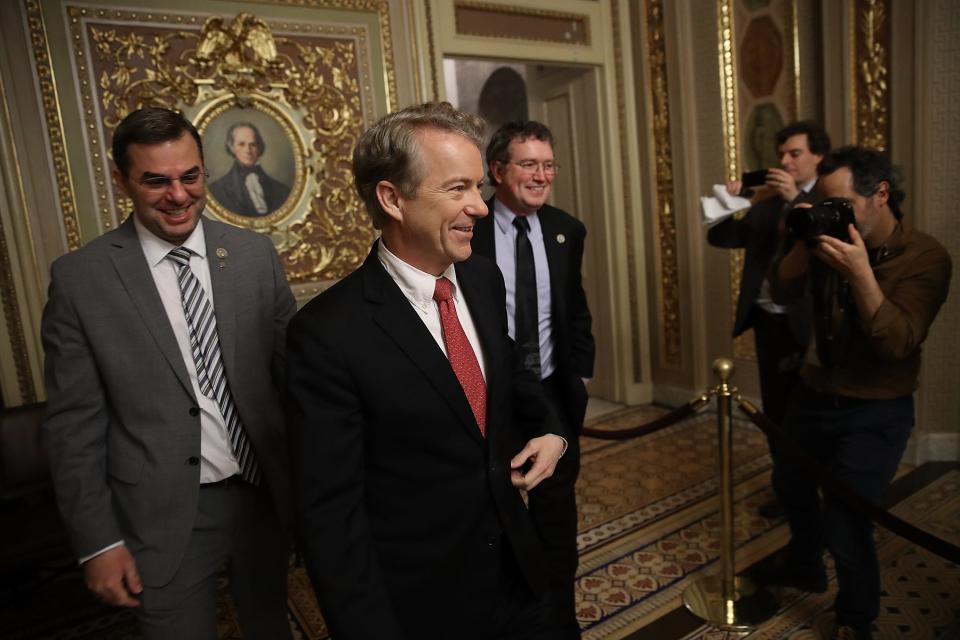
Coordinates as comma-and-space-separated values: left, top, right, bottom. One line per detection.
209, 162, 291, 217
707, 190, 814, 344
473, 199, 596, 430
286, 245, 560, 640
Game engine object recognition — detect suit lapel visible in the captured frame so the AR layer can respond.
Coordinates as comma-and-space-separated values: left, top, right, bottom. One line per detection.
455, 260, 504, 435
537, 206, 569, 316
109, 218, 194, 397
363, 249, 485, 445
204, 219, 238, 380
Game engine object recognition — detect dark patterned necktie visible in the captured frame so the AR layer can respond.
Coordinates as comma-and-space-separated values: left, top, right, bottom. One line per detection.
167, 247, 259, 484
513, 216, 541, 378
433, 277, 486, 436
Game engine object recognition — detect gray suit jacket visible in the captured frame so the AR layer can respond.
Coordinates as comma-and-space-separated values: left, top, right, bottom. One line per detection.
42, 216, 296, 586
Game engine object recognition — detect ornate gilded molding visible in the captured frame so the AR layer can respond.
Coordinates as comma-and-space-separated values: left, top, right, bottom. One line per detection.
65, 6, 377, 285
644, 0, 681, 368
716, 0, 752, 359
25, 0, 82, 251
852, 0, 890, 151
610, 0, 643, 383
247, 0, 397, 113
424, 0, 439, 101
789, 0, 800, 120
0, 69, 37, 404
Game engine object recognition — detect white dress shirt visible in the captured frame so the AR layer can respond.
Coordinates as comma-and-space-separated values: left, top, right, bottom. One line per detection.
377, 239, 488, 382
134, 216, 240, 482
491, 198, 555, 380
756, 177, 817, 314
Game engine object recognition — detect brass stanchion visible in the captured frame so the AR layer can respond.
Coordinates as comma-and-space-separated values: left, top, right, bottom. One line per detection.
682, 358, 779, 630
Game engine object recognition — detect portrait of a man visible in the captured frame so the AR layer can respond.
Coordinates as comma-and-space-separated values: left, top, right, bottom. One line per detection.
208, 121, 292, 217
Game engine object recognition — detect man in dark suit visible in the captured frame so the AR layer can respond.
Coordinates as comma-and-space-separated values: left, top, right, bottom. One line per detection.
42, 107, 295, 639
286, 102, 568, 640
706, 121, 830, 517
472, 120, 595, 638
209, 122, 291, 216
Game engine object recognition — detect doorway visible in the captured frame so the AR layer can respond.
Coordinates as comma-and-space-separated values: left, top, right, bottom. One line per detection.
443, 57, 615, 402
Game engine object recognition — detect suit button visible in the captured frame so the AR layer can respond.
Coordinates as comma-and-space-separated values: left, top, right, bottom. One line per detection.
490, 464, 498, 474
189, 407, 200, 417
187, 456, 200, 466
486, 536, 497, 549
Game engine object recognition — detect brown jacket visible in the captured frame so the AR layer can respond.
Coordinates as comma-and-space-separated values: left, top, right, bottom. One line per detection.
770, 222, 952, 399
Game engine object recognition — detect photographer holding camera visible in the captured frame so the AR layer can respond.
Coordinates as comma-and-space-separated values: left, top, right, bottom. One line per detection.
766, 146, 952, 640
708, 121, 830, 518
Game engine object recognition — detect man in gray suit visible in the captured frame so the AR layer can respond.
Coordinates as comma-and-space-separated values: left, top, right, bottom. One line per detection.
42, 107, 296, 639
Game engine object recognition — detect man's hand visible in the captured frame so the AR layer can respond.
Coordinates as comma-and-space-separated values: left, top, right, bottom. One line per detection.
510, 435, 565, 491
813, 225, 871, 282
814, 224, 885, 320
83, 545, 142, 607
765, 168, 800, 202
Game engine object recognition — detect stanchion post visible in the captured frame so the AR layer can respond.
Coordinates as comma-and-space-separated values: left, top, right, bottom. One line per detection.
715, 358, 736, 615
682, 358, 779, 630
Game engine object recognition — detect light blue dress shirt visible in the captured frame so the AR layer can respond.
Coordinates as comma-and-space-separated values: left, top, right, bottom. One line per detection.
492, 198, 555, 380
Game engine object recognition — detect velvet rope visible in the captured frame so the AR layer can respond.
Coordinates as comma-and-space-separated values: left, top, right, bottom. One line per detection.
580, 394, 711, 440
737, 397, 960, 565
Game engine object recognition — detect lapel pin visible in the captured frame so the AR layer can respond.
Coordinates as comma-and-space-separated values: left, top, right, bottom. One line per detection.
216, 248, 228, 259
556, 234, 566, 244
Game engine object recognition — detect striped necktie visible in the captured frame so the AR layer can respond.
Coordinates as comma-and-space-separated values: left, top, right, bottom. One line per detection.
167, 247, 259, 484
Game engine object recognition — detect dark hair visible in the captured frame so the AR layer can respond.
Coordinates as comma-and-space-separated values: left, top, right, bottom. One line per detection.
111, 107, 203, 177
818, 145, 906, 219
353, 102, 486, 229
225, 122, 266, 158
485, 121, 554, 185
775, 120, 831, 156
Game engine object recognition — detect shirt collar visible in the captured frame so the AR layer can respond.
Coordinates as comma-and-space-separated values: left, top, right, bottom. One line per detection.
377, 238, 459, 307
492, 197, 540, 234
133, 215, 208, 268
799, 177, 817, 194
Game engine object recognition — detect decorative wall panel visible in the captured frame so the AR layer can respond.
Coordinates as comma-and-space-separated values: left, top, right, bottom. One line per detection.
722, 0, 800, 360
851, 0, 891, 151
28, 1, 398, 296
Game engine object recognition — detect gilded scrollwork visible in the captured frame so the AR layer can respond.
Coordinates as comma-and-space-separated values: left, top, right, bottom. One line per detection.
645, 0, 681, 368
67, 6, 377, 285
855, 0, 889, 151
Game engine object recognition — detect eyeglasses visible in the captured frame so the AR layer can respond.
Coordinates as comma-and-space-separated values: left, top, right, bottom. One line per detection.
137, 170, 208, 191
508, 161, 559, 177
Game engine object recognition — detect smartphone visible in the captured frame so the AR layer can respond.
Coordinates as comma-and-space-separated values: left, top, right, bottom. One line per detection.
741, 169, 769, 188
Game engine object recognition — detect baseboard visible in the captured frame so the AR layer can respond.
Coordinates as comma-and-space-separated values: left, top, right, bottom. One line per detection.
904, 432, 960, 465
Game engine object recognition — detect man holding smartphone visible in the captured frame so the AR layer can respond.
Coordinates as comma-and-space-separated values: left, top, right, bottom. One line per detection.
706, 121, 830, 518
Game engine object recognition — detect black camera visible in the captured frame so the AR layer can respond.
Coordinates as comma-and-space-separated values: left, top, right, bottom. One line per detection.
785, 198, 856, 244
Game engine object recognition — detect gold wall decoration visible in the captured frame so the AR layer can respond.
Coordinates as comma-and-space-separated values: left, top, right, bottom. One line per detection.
424, 0, 440, 101
25, 0, 83, 252
611, 0, 643, 383
851, 0, 890, 151
644, 0, 681, 368
65, 6, 378, 286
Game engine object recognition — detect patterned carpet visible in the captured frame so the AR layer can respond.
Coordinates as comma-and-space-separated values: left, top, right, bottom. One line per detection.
3, 405, 957, 639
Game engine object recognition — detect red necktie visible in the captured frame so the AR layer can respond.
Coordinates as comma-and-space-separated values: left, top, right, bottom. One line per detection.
433, 277, 487, 436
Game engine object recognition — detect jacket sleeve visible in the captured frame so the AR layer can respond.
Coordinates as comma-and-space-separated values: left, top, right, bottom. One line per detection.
862, 245, 952, 361
568, 220, 595, 378
41, 259, 125, 559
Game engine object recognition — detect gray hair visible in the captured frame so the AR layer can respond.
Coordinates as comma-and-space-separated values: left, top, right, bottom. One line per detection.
352, 102, 486, 229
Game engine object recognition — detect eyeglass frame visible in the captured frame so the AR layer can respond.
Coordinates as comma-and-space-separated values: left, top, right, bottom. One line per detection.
502, 160, 560, 177
136, 168, 209, 191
